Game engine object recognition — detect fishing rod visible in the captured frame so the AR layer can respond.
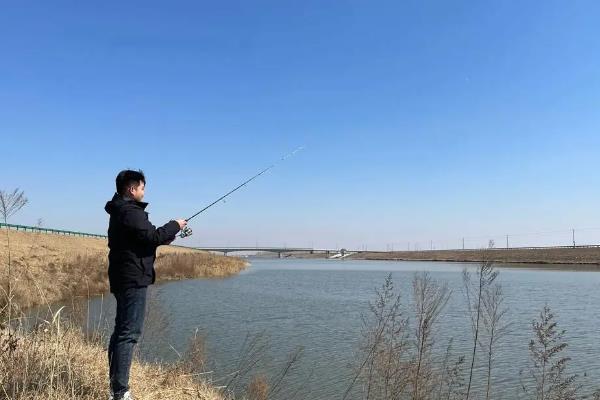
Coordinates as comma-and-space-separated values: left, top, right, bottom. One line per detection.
179, 146, 305, 238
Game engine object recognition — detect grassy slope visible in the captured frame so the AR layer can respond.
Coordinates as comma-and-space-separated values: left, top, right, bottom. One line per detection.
0, 229, 248, 310
0, 228, 247, 400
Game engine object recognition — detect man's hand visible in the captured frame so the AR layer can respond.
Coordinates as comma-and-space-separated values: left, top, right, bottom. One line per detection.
175, 219, 188, 230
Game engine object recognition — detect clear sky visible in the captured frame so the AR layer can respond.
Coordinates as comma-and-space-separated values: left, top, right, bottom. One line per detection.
1, 1, 599, 250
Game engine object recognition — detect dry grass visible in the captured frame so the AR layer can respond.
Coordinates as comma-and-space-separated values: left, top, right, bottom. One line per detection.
156, 252, 249, 281
1, 321, 226, 400
0, 229, 248, 311
348, 268, 600, 400
246, 375, 269, 400
0, 228, 249, 400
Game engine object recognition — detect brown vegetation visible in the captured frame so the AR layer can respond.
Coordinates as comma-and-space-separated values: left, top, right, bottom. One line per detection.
1, 317, 226, 400
347, 273, 455, 400
0, 229, 247, 311
0, 224, 247, 400
521, 305, 578, 400
246, 375, 269, 400
351, 247, 600, 267
348, 263, 600, 400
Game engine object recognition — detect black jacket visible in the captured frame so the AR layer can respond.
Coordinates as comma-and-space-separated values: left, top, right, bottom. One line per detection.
105, 193, 180, 293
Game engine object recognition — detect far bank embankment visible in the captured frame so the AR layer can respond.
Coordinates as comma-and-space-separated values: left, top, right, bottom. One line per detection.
349, 247, 600, 268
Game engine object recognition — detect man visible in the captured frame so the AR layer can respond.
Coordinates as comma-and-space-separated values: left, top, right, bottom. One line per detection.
104, 170, 187, 400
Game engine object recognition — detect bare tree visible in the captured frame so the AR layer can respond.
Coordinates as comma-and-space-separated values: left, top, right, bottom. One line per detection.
0, 189, 28, 323
0, 189, 28, 224
410, 272, 451, 400
0, 189, 27, 399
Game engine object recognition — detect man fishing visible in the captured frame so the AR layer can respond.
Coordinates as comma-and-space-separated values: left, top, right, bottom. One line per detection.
104, 170, 187, 400
102, 149, 301, 399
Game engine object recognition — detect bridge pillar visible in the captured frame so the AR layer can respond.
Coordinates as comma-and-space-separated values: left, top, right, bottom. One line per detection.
278, 252, 282, 259
223, 251, 228, 256
326, 250, 330, 257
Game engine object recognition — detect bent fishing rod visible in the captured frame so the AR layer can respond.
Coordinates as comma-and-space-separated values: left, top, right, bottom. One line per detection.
179, 146, 304, 238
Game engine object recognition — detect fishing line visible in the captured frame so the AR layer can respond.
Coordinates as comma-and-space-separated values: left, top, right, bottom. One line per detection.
179, 146, 305, 238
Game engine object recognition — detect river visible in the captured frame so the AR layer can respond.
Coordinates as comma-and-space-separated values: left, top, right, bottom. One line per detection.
33, 258, 600, 399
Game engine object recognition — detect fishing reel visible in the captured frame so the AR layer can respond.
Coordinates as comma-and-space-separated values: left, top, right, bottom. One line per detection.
179, 226, 193, 238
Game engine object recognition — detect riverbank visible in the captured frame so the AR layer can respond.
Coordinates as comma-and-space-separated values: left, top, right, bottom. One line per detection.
1, 229, 247, 400
0, 229, 248, 311
348, 247, 600, 268
2, 325, 226, 400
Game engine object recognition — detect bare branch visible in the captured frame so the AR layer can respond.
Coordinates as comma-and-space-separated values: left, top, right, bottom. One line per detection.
0, 188, 28, 222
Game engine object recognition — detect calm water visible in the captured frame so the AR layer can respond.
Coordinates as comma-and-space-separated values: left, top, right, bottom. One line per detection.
37, 258, 600, 399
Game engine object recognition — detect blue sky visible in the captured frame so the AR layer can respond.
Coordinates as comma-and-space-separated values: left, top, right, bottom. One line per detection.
1, 1, 599, 250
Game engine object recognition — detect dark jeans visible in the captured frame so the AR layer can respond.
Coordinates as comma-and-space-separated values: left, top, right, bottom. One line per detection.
108, 286, 147, 398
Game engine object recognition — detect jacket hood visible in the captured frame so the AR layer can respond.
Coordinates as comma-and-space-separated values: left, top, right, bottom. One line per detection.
105, 193, 148, 215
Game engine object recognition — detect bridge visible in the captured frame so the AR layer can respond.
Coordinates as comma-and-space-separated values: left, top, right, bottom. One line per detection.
194, 246, 353, 258
0, 223, 357, 258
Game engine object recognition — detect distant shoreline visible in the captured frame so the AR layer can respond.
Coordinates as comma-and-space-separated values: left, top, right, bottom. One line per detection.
347, 247, 600, 270
279, 247, 600, 270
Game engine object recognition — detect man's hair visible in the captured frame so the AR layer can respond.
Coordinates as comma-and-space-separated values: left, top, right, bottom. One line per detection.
116, 170, 146, 195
